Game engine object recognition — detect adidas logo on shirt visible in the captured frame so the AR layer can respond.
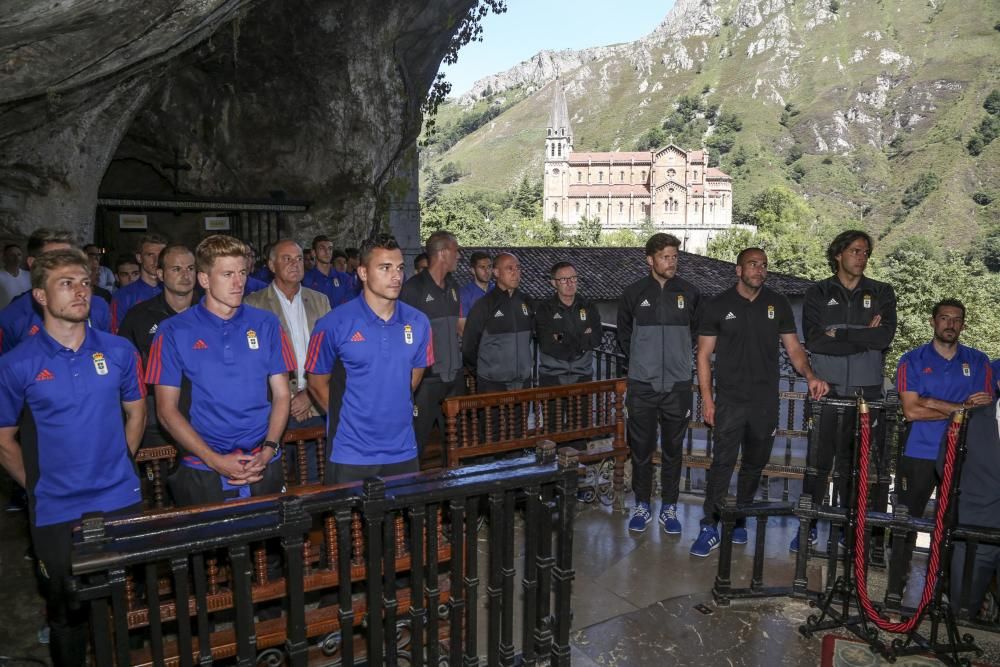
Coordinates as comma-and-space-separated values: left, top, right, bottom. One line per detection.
148, 323, 158, 335
827, 298, 839, 306
425, 294, 434, 302
350, 331, 365, 342
725, 312, 736, 320
494, 310, 504, 318
553, 313, 562, 319
35, 369, 54, 382
639, 299, 651, 307
192, 339, 208, 350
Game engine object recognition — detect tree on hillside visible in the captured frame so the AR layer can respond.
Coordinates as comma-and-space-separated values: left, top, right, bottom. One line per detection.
635, 127, 667, 151
571, 215, 603, 246
439, 161, 465, 183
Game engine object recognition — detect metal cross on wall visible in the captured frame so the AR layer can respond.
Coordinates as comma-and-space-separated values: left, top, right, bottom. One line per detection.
160, 148, 192, 194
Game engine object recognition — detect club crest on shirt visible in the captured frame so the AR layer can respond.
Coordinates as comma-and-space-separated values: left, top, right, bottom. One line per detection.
863, 293, 872, 309
404, 324, 414, 345
247, 329, 260, 350
963, 363, 971, 377
767, 305, 775, 320
451, 288, 458, 302
521, 303, 529, 316
333, 278, 340, 287
676, 295, 685, 309
580, 308, 587, 321
92, 352, 108, 376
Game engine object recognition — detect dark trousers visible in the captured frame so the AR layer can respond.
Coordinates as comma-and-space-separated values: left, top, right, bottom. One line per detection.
168, 459, 285, 507
701, 401, 778, 527
324, 458, 420, 485
413, 375, 464, 456
538, 373, 591, 435
887, 455, 939, 596
477, 377, 528, 441
32, 502, 143, 667
951, 542, 1000, 618
627, 383, 692, 505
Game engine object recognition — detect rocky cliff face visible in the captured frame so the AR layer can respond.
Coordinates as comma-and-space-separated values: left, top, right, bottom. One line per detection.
429, 0, 1000, 250
0, 0, 476, 244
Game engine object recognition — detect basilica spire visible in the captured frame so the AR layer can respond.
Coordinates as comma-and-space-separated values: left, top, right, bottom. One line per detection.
548, 79, 572, 140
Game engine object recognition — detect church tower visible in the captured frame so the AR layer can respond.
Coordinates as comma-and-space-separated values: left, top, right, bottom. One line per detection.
543, 80, 572, 224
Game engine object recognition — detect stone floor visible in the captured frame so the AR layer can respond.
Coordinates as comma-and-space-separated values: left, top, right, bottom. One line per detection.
2, 474, 1000, 666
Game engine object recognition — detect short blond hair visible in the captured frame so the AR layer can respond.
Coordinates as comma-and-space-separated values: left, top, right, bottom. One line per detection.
195, 235, 248, 273
30, 248, 89, 289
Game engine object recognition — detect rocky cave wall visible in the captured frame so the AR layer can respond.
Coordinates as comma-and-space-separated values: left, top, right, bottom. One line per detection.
0, 0, 476, 247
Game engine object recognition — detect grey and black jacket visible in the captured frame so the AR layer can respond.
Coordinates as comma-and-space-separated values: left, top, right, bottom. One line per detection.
616, 275, 701, 393
462, 287, 534, 385
802, 275, 896, 396
399, 270, 462, 382
534, 295, 603, 382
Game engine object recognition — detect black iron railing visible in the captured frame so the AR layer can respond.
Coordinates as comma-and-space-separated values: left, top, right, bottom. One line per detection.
69, 445, 579, 667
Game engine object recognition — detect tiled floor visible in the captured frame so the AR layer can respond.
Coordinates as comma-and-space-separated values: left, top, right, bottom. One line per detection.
3, 474, 1000, 666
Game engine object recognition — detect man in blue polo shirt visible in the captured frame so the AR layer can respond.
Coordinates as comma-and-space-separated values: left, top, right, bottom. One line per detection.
0, 229, 112, 355
147, 235, 294, 505
110, 233, 166, 332
306, 235, 432, 484
888, 298, 993, 601
0, 248, 146, 667
303, 235, 353, 308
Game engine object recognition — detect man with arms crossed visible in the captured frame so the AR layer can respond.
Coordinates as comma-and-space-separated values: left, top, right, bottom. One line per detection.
690, 248, 828, 557
147, 235, 294, 505
307, 235, 432, 484
0, 249, 146, 666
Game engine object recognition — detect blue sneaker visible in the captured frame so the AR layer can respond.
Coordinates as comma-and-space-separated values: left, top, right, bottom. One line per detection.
659, 504, 682, 534
732, 526, 748, 545
628, 502, 652, 533
690, 525, 721, 557
790, 527, 818, 553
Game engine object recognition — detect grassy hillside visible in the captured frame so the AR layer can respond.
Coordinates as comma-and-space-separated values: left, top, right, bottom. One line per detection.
420, 0, 1000, 255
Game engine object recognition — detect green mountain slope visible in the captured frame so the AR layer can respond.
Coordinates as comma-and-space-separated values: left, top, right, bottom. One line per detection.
421, 0, 1000, 253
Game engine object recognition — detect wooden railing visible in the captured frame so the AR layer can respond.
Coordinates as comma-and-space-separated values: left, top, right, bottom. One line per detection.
442, 378, 628, 508
70, 446, 580, 667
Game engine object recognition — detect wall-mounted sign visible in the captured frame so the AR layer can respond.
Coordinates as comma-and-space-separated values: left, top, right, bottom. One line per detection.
118, 214, 148, 230
204, 216, 231, 231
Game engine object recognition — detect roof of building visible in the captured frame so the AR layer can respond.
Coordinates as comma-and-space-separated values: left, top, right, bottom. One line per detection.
566, 184, 651, 197
568, 151, 652, 164
705, 167, 731, 181
456, 247, 813, 302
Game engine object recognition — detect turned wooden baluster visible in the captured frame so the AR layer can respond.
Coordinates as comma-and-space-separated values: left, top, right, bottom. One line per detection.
471, 406, 480, 447
573, 393, 583, 431
296, 439, 309, 485
254, 544, 268, 586
207, 557, 220, 595
351, 511, 364, 566
125, 574, 137, 611
395, 514, 408, 558
302, 537, 313, 577
520, 398, 528, 437
324, 515, 338, 572
151, 461, 165, 508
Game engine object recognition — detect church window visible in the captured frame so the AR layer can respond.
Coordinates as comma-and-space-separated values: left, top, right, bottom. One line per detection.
694, 170, 699, 180
554, 202, 559, 214
547, 129, 552, 136
551, 144, 555, 157
598, 171, 604, 182
641, 170, 647, 181
597, 202, 602, 212
667, 168, 676, 178
694, 202, 699, 212
577, 172, 582, 183
619, 202, 624, 213
620, 170, 625, 182
576, 202, 580, 213
557, 143, 562, 156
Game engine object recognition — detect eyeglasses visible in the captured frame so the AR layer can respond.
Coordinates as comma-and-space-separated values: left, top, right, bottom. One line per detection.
554, 276, 579, 284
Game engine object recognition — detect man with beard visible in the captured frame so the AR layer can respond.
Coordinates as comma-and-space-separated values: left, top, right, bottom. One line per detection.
118, 244, 196, 448
888, 299, 992, 597
306, 235, 432, 484
690, 248, 828, 557
399, 231, 463, 458
0, 249, 145, 666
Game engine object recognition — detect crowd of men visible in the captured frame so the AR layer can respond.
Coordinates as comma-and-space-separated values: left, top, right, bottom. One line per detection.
2, 226, 1000, 665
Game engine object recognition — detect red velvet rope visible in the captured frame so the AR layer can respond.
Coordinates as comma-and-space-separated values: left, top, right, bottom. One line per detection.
852, 404, 963, 633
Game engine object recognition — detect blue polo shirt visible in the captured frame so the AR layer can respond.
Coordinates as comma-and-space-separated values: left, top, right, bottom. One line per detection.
303, 267, 354, 309
897, 343, 992, 459
244, 276, 268, 295
0, 326, 144, 526
459, 281, 493, 318
305, 295, 433, 465
146, 300, 295, 454
0, 290, 111, 354
991, 359, 1000, 396
111, 279, 161, 333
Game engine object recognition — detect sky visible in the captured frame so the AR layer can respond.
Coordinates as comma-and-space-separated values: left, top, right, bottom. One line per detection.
440, 1, 675, 97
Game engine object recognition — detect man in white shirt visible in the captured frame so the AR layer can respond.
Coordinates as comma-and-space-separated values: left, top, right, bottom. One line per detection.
0, 244, 31, 309
245, 239, 330, 482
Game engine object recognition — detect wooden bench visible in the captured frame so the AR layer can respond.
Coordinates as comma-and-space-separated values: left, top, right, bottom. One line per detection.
442, 378, 628, 508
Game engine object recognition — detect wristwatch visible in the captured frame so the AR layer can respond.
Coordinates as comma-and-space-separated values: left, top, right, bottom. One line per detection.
261, 440, 281, 457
